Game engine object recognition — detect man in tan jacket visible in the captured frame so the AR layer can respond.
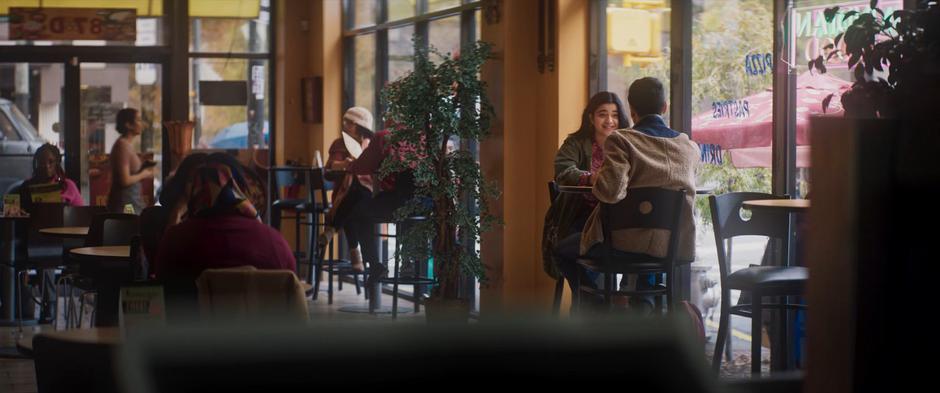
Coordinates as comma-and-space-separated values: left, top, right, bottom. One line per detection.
554, 77, 700, 312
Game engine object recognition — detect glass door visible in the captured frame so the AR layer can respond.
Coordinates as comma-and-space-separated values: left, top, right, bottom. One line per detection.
79, 62, 162, 208
0, 62, 63, 196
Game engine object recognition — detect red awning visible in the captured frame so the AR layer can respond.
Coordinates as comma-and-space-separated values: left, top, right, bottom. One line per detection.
691, 72, 849, 167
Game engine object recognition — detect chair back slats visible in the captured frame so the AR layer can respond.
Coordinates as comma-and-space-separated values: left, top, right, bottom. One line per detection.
306, 167, 329, 208
86, 213, 139, 247
708, 192, 789, 241
63, 205, 107, 227
196, 266, 309, 322
602, 187, 686, 233
26, 203, 65, 250
139, 206, 169, 270
601, 187, 686, 262
270, 167, 306, 201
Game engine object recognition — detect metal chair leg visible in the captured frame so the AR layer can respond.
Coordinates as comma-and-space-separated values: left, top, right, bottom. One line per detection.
572, 270, 582, 314
327, 258, 334, 305
90, 293, 97, 327
15, 270, 24, 335
552, 277, 564, 316
751, 290, 763, 375
712, 287, 732, 374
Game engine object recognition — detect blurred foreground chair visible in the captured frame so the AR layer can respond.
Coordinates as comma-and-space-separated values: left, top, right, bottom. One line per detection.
118, 317, 716, 393
33, 333, 118, 393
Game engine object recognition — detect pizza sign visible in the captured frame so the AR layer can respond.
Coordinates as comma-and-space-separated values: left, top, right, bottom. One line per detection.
9, 7, 136, 42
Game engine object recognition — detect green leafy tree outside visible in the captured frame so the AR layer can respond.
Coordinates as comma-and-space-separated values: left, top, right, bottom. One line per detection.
612, 0, 775, 223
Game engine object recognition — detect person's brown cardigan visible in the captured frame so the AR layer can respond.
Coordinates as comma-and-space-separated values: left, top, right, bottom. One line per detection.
580, 128, 700, 262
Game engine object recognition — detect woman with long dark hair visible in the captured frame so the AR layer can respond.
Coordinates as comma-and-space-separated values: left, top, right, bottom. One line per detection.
541, 91, 629, 279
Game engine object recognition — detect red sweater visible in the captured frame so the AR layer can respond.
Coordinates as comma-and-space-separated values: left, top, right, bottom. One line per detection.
348, 130, 396, 191
155, 214, 296, 280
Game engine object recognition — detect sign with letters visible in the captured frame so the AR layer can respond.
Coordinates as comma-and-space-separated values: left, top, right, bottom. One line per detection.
9, 7, 136, 42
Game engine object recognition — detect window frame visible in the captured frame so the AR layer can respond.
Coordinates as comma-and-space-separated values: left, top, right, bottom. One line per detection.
0, 0, 276, 198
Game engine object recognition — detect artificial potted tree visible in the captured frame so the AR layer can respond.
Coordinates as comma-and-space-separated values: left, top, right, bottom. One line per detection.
804, 2, 939, 392
378, 40, 498, 321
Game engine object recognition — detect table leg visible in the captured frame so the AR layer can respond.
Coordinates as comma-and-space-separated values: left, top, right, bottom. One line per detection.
0, 220, 15, 324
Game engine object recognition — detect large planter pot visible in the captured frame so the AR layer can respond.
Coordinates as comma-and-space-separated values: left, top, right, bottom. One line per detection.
424, 297, 470, 324
806, 117, 936, 393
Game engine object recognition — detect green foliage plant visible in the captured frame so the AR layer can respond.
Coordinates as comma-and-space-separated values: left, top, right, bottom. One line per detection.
379, 40, 498, 300
810, 0, 940, 127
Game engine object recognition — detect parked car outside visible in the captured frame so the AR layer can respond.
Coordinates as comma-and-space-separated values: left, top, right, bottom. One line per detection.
0, 98, 47, 196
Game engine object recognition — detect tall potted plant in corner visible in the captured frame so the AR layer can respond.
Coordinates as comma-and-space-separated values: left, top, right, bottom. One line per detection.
804, 2, 938, 392
379, 40, 497, 319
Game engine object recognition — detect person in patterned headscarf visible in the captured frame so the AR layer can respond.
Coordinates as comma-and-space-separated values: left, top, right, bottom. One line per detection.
155, 153, 295, 282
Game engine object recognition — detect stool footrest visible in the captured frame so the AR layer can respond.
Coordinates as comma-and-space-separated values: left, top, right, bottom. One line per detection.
378, 276, 436, 286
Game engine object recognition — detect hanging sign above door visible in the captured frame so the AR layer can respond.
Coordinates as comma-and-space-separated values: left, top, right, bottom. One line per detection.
9, 7, 137, 42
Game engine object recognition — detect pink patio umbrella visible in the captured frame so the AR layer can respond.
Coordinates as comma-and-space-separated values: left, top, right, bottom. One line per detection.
691, 71, 849, 168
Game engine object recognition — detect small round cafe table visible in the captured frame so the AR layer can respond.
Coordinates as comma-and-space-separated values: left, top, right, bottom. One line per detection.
39, 226, 90, 239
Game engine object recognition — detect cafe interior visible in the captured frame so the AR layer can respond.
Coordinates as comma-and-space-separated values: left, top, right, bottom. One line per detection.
0, 0, 936, 392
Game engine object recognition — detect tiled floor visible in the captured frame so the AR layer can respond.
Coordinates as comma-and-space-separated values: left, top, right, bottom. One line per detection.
1, 277, 767, 393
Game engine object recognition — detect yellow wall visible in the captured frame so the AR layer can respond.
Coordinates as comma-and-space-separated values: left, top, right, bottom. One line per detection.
274, 0, 343, 252
480, 0, 588, 315
276, 0, 341, 167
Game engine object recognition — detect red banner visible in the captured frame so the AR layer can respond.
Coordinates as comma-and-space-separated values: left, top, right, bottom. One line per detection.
9, 7, 136, 42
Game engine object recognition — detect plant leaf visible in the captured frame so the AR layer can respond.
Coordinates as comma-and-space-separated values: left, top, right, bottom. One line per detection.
834, 32, 844, 46
870, 0, 878, 10
816, 57, 827, 74
823, 43, 835, 50
849, 52, 861, 69
822, 94, 834, 113
824, 7, 840, 23
843, 10, 858, 21
827, 50, 842, 61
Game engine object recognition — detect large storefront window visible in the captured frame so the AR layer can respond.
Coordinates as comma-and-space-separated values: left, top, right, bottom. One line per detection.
0, 0, 274, 209
389, 25, 415, 83
342, 1, 482, 311
689, 0, 775, 354
189, 58, 268, 149
605, 0, 671, 118
428, 15, 461, 58
189, 1, 271, 151
352, 0, 377, 28
190, 17, 268, 53
353, 33, 377, 117
81, 62, 163, 206
0, 62, 62, 196
789, 0, 903, 197
690, 0, 773, 193
388, 0, 417, 22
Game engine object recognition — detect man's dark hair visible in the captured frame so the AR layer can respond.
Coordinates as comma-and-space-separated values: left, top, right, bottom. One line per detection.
627, 77, 667, 117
